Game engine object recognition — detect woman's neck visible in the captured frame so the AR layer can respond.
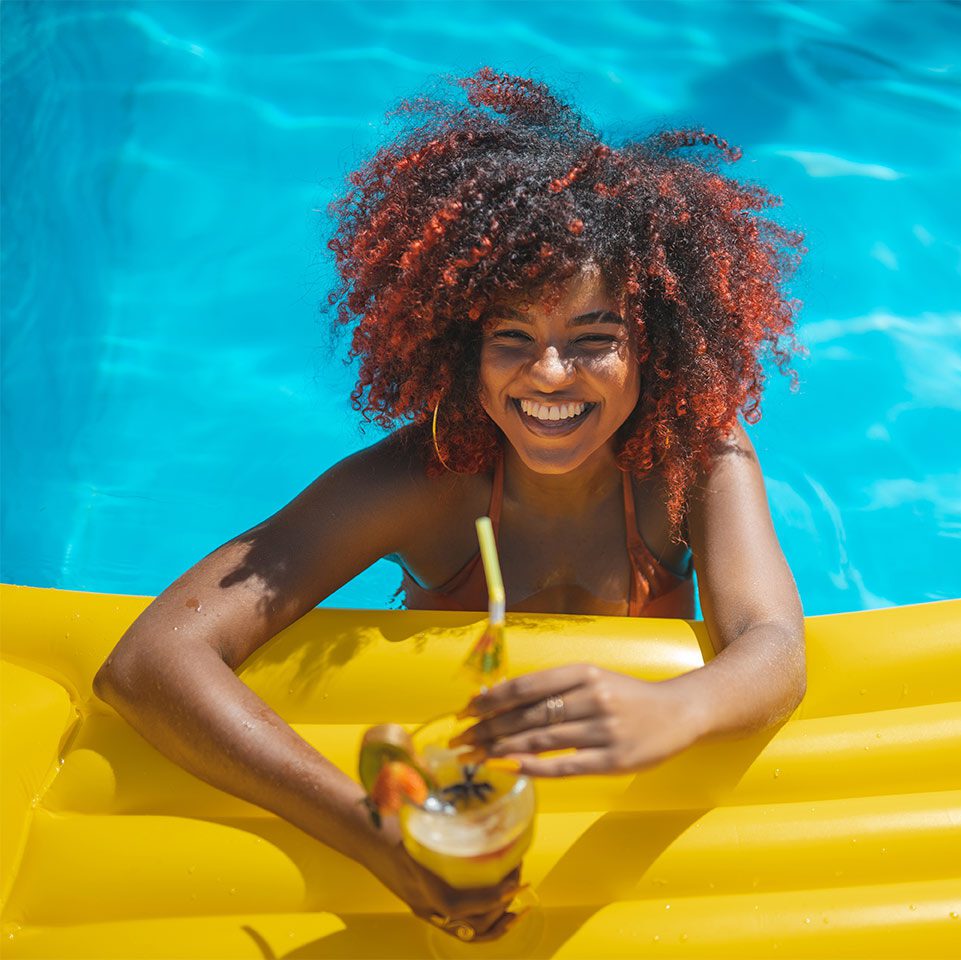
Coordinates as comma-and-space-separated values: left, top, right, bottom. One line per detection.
501, 443, 624, 520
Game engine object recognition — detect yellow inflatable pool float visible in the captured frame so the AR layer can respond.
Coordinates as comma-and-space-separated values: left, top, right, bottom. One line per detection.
2, 583, 959, 958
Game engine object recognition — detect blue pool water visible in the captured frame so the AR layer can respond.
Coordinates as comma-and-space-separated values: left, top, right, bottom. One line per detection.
2, 0, 959, 614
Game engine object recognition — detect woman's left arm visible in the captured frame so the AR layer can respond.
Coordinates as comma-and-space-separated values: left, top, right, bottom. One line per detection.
667, 419, 806, 741
453, 422, 805, 776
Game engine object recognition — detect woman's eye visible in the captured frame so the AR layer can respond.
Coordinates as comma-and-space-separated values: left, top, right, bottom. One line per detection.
491, 329, 532, 342
576, 335, 616, 346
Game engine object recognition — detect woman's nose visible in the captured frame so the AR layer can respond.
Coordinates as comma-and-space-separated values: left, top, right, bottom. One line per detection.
528, 344, 575, 389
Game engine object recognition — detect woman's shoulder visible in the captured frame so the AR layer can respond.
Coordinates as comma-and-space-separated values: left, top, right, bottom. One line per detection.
343, 425, 494, 580
339, 423, 481, 501
325, 424, 491, 551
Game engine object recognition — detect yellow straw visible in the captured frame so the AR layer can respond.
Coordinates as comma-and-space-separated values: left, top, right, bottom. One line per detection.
475, 517, 505, 625
459, 517, 507, 689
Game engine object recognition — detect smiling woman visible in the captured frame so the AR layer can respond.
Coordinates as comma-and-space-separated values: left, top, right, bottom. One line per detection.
478, 266, 641, 475
93, 67, 807, 944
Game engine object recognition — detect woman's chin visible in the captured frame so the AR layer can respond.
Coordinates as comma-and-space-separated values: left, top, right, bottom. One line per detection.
503, 432, 612, 476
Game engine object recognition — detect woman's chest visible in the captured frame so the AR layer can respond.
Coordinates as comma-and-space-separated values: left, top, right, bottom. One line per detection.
402, 470, 690, 615
496, 508, 636, 614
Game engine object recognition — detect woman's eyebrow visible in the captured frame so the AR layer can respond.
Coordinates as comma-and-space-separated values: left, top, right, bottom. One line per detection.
571, 309, 624, 326
492, 307, 624, 326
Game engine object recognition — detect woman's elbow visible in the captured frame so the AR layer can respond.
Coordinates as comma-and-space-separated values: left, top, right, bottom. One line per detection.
785, 630, 807, 714
93, 653, 128, 704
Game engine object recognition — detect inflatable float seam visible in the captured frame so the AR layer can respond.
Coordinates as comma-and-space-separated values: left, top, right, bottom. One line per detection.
4, 585, 961, 957
0, 664, 78, 922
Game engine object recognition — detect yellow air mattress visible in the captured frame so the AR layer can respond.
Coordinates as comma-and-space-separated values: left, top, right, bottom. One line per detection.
2, 583, 959, 958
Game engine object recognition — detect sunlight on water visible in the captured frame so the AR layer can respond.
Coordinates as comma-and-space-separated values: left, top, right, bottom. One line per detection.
2, 0, 959, 612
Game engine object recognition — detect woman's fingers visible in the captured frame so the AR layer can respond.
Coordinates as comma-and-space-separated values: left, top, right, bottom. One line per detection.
435, 867, 520, 919
462, 664, 594, 719
427, 907, 519, 944
472, 908, 525, 942
510, 747, 611, 777
453, 686, 596, 746
462, 904, 513, 939
481, 718, 609, 758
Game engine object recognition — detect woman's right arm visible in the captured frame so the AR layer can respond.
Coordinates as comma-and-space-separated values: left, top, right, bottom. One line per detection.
92, 430, 519, 936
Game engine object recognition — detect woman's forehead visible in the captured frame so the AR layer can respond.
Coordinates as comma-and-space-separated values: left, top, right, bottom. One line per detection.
493, 266, 618, 317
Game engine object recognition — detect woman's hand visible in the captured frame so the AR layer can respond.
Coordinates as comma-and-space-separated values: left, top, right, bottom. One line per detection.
361, 819, 524, 942
452, 664, 705, 776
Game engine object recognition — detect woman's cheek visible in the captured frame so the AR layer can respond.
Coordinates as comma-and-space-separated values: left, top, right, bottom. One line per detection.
589, 352, 640, 395
478, 351, 515, 404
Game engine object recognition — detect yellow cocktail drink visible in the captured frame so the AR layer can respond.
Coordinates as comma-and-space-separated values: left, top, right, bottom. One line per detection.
399, 744, 536, 889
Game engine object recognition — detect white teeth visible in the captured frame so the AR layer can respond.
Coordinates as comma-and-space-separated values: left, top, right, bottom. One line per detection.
518, 399, 588, 421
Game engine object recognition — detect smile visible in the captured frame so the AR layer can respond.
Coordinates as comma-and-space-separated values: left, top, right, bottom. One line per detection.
511, 398, 596, 436
518, 398, 590, 421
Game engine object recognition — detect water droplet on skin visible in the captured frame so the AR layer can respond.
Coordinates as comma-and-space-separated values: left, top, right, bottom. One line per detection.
652, 935, 660, 943
823, 917, 830, 924
950, 911, 958, 919
909, 904, 917, 911
681, 934, 689, 941
773, 768, 781, 779
805, 917, 811, 924
665, 904, 671, 910
229, 887, 237, 895
859, 688, 867, 695
875, 732, 882, 739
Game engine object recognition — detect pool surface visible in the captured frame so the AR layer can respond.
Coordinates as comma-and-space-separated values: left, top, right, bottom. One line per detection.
2, 0, 959, 613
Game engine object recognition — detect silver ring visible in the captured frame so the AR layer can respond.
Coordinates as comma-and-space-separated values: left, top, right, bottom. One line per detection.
429, 914, 476, 941
544, 695, 566, 725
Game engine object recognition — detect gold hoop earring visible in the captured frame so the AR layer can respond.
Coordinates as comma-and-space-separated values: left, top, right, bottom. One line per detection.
432, 400, 455, 473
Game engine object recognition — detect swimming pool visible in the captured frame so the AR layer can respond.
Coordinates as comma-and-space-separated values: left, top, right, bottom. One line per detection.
2, 0, 959, 614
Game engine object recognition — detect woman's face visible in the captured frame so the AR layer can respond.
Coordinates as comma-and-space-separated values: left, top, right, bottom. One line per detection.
479, 266, 640, 475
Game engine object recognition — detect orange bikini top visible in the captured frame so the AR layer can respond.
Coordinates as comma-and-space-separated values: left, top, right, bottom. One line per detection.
399, 454, 695, 618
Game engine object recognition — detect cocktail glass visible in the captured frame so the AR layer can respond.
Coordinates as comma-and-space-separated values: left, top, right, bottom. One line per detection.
401, 713, 541, 956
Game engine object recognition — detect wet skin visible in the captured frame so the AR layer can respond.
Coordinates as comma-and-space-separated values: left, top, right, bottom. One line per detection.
95, 263, 805, 945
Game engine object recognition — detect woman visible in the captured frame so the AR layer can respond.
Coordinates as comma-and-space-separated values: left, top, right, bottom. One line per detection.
94, 69, 806, 942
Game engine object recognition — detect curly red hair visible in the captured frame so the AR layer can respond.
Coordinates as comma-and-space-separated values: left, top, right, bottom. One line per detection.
324, 68, 805, 531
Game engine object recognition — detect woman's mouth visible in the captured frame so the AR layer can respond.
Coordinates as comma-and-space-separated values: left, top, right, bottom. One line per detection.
511, 398, 597, 437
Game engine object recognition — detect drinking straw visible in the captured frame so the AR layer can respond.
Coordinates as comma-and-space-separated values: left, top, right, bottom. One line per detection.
476, 517, 505, 625
461, 517, 507, 688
